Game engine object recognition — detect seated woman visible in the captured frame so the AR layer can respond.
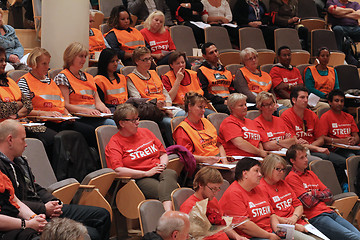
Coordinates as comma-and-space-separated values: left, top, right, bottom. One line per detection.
161, 52, 203, 106
54, 42, 115, 127
255, 91, 296, 151
105, 103, 178, 211
89, 11, 109, 58
140, 11, 177, 66
0, 170, 47, 238
0, 8, 27, 71
232, 0, 277, 49
259, 154, 318, 240
234, 48, 273, 103
94, 48, 128, 112
180, 167, 247, 240
127, 46, 173, 145
269, 0, 308, 50
201, 0, 238, 46
173, 92, 226, 164
219, 93, 268, 158
219, 158, 281, 239
304, 47, 339, 99
105, 5, 146, 66
17, 47, 98, 148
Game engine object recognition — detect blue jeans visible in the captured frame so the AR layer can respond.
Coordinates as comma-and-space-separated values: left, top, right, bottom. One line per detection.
335, 148, 360, 159
309, 211, 360, 240
332, 25, 360, 51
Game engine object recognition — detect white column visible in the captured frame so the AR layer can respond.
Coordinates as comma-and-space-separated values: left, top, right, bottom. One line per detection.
41, 0, 89, 69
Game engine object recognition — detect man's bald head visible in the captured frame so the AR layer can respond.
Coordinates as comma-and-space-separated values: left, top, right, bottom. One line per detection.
0, 119, 23, 142
156, 211, 190, 240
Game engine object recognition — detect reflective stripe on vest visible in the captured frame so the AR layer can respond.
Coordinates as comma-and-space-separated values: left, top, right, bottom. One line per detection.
39, 94, 64, 101
106, 87, 126, 95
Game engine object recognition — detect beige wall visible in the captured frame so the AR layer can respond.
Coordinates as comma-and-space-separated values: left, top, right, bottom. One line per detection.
41, 0, 89, 69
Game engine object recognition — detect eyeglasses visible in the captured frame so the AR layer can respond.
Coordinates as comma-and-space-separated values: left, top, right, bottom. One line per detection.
206, 185, 221, 193
123, 117, 140, 123
274, 167, 286, 172
139, 57, 153, 62
245, 55, 258, 61
261, 102, 275, 108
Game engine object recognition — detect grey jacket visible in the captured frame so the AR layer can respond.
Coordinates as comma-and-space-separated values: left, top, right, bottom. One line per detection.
127, 0, 173, 26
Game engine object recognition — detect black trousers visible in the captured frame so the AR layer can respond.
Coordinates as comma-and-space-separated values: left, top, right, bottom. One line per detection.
61, 204, 111, 240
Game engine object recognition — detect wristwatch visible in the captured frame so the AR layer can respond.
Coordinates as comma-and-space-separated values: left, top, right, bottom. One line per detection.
21, 219, 26, 229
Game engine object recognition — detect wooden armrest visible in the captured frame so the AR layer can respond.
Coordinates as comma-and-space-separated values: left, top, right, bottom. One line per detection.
79, 185, 96, 189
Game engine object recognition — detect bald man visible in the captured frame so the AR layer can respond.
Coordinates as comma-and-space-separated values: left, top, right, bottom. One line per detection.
0, 119, 111, 240
143, 211, 190, 240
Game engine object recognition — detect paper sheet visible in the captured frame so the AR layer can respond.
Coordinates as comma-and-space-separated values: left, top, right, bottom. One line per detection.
308, 93, 320, 107
222, 23, 238, 28
333, 143, 360, 150
190, 21, 211, 29
345, 94, 360, 99
270, 148, 288, 156
304, 224, 330, 240
201, 162, 237, 169
232, 156, 263, 161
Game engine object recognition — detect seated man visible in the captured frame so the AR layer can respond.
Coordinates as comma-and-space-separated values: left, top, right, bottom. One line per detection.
285, 144, 360, 240
180, 167, 246, 240
198, 42, 234, 114
0, 169, 47, 239
143, 211, 190, 240
318, 89, 360, 158
281, 86, 347, 185
327, 0, 360, 64
0, 119, 111, 240
270, 46, 303, 108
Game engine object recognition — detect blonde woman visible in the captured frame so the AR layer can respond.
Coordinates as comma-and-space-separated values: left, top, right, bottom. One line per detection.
54, 42, 115, 127
140, 11, 176, 65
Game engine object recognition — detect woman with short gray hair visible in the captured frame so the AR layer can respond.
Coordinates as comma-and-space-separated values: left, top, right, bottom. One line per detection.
219, 93, 268, 157
234, 47, 273, 103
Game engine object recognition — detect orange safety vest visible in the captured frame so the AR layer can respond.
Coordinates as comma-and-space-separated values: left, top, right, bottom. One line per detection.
306, 65, 336, 95
240, 67, 272, 94
94, 74, 128, 105
176, 118, 220, 156
199, 66, 232, 98
127, 70, 166, 101
164, 69, 203, 105
23, 73, 65, 113
89, 28, 106, 54
106, 28, 145, 53
0, 78, 22, 103
61, 69, 97, 108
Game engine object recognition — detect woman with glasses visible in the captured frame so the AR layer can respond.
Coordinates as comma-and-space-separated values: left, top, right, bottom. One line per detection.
105, 5, 145, 66
54, 42, 115, 127
173, 92, 226, 164
219, 93, 268, 158
254, 91, 296, 151
180, 167, 247, 240
234, 48, 273, 103
105, 103, 178, 211
219, 157, 281, 240
127, 46, 173, 145
259, 154, 318, 240
95, 48, 128, 112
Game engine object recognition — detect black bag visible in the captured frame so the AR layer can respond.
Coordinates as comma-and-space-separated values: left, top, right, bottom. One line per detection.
343, 36, 360, 67
131, 98, 165, 124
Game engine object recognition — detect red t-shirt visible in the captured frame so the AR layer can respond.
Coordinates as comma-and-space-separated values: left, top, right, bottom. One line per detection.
255, 115, 292, 141
258, 178, 306, 225
180, 194, 229, 240
270, 65, 303, 99
285, 170, 332, 219
219, 181, 274, 239
219, 115, 267, 156
318, 110, 359, 139
140, 28, 176, 55
281, 108, 320, 144
105, 128, 165, 171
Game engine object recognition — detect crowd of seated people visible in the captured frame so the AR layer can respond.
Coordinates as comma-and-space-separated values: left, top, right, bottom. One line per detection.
4, 1, 360, 238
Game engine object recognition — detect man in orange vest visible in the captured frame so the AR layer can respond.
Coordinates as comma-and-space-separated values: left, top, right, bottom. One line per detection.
197, 42, 234, 114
